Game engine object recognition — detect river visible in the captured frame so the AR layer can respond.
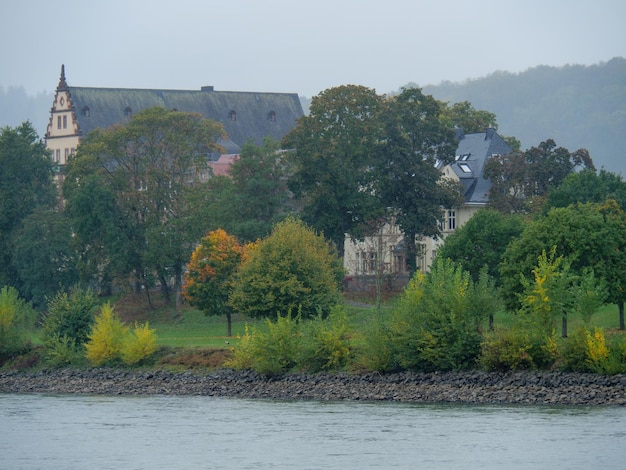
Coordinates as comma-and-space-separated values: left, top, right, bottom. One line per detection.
1, 393, 624, 469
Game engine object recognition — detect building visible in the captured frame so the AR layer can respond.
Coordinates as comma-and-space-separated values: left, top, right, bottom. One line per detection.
343, 128, 512, 288
45, 65, 304, 172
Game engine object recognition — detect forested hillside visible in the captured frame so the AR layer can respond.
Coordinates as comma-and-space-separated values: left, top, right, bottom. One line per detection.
421, 57, 626, 175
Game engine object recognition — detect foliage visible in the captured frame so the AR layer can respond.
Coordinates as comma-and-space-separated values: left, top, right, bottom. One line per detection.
484, 139, 594, 214
229, 218, 344, 320
11, 208, 78, 309
84, 303, 129, 366
203, 138, 292, 243
439, 100, 497, 133
0, 286, 36, 362
183, 229, 247, 336
227, 313, 301, 376
120, 322, 158, 365
559, 327, 626, 375
283, 85, 386, 255
0, 122, 56, 294
545, 169, 626, 212
389, 258, 488, 371
436, 209, 523, 284
44, 333, 85, 368
64, 107, 225, 301
297, 306, 352, 372
500, 202, 626, 330
480, 325, 558, 371
374, 88, 462, 274
43, 287, 99, 347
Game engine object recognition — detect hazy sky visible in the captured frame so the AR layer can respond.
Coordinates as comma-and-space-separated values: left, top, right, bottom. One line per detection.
1, 0, 625, 97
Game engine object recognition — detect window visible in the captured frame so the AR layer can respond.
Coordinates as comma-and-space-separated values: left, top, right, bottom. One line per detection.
458, 163, 472, 173
268, 110, 276, 122
57, 116, 62, 129
82, 106, 90, 117
124, 107, 132, 118
65, 148, 69, 160
447, 210, 456, 231
55, 149, 61, 163
229, 110, 237, 121
63, 115, 67, 129
369, 251, 377, 273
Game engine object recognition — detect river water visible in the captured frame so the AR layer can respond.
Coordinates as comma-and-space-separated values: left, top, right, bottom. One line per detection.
1, 393, 625, 469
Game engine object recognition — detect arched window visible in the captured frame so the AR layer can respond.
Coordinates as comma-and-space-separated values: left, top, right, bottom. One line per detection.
267, 110, 276, 122
82, 106, 90, 117
228, 110, 237, 121
124, 107, 133, 118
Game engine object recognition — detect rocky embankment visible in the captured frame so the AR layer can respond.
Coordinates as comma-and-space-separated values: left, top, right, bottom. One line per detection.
1, 369, 625, 405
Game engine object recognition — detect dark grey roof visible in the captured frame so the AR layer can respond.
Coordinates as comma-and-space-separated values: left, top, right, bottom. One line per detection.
450, 128, 512, 204
66, 86, 304, 151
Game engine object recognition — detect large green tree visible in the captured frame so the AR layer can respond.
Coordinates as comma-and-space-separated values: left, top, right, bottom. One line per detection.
0, 122, 56, 295
545, 169, 626, 211
229, 218, 344, 320
200, 138, 291, 243
440, 100, 497, 134
375, 88, 462, 274
484, 139, 595, 213
436, 208, 523, 284
283, 85, 385, 256
500, 201, 626, 330
64, 107, 225, 302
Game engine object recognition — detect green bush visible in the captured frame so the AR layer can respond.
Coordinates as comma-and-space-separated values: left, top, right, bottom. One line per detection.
43, 287, 99, 346
44, 334, 86, 368
390, 259, 487, 372
0, 286, 35, 363
352, 314, 398, 373
298, 306, 351, 372
227, 312, 301, 376
480, 325, 557, 371
558, 327, 592, 372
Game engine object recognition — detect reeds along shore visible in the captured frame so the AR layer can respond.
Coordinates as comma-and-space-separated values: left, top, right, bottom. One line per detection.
1, 369, 625, 406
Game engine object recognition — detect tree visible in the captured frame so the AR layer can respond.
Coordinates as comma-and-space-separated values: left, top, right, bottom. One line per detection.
200, 138, 292, 243
484, 139, 595, 214
64, 107, 225, 302
0, 122, 56, 292
500, 201, 626, 329
183, 229, 247, 336
440, 100, 497, 134
229, 218, 344, 320
545, 169, 626, 211
0, 286, 36, 363
436, 208, 523, 284
283, 85, 385, 256
11, 208, 78, 309
375, 88, 462, 274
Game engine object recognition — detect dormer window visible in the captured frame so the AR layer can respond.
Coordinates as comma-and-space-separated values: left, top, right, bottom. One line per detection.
268, 110, 276, 122
458, 163, 472, 173
82, 106, 90, 117
229, 110, 237, 121
124, 107, 133, 118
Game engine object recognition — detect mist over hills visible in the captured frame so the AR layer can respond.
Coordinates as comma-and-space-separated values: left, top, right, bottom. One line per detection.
420, 57, 626, 175
2, 58, 624, 175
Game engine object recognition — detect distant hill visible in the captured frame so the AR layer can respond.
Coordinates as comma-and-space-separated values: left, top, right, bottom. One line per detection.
0, 86, 51, 137
419, 57, 626, 175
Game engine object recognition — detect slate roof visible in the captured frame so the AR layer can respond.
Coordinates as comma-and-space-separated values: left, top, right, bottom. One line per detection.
64, 82, 303, 153
449, 128, 512, 204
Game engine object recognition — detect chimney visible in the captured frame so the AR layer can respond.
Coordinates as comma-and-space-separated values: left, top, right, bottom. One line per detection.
485, 128, 495, 140
455, 127, 464, 140
201, 85, 214, 92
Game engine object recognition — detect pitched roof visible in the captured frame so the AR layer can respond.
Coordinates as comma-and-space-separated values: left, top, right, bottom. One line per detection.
449, 128, 512, 204
65, 84, 304, 152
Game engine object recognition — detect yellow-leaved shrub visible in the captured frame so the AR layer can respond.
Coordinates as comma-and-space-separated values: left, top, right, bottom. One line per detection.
120, 322, 158, 365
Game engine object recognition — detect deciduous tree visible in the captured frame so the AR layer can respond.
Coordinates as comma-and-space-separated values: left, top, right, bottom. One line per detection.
229, 218, 344, 320
183, 229, 247, 336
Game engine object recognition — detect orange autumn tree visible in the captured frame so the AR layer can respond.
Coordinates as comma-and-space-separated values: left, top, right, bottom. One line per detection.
183, 229, 248, 336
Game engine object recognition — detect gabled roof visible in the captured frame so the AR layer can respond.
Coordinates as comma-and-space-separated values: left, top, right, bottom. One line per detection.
448, 128, 512, 204
61, 71, 303, 152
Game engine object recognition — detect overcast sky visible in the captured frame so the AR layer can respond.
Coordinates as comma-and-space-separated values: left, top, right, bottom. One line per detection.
1, 0, 625, 97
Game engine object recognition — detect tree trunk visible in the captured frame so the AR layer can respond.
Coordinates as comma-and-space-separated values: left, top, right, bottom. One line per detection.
619, 302, 625, 331
405, 231, 418, 277
489, 314, 494, 331
561, 313, 567, 338
226, 311, 232, 337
